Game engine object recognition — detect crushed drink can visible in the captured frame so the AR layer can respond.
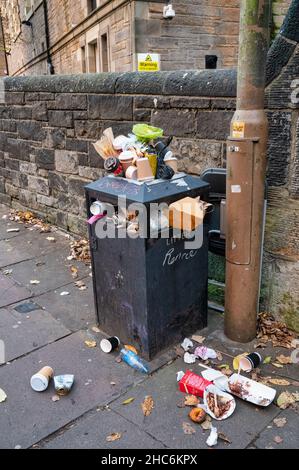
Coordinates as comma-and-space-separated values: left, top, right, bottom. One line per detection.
54, 374, 74, 396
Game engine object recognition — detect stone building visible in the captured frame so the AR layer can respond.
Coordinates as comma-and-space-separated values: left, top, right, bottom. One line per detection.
0, 0, 292, 77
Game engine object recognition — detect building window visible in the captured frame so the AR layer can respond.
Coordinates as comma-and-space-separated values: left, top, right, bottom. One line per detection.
5, 0, 21, 43
81, 46, 86, 73
24, 0, 43, 20
205, 55, 218, 70
88, 40, 98, 73
87, 0, 97, 15
100, 33, 109, 72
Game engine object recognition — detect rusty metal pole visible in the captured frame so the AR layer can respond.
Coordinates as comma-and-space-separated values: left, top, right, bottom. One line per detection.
225, 0, 271, 342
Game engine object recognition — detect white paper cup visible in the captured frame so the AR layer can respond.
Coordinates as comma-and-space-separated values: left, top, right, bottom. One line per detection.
30, 366, 54, 392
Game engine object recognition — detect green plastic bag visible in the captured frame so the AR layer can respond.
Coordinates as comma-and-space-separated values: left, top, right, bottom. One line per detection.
133, 124, 163, 142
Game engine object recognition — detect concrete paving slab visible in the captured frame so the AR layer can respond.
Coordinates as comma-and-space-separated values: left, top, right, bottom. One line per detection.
0, 230, 67, 268
6, 251, 91, 296
0, 307, 70, 362
110, 359, 281, 449
34, 276, 95, 332
0, 331, 148, 449
0, 219, 28, 241
254, 408, 299, 449
39, 408, 165, 449
0, 273, 32, 308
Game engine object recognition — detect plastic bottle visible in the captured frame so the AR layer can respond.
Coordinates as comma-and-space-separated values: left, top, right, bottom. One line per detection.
120, 348, 149, 374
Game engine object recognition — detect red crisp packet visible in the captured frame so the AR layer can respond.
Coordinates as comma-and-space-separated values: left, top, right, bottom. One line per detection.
179, 370, 212, 398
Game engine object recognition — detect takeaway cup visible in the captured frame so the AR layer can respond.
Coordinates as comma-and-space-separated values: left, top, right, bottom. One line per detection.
30, 366, 54, 392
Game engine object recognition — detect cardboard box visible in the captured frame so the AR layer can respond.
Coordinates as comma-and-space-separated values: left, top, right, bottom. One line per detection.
169, 197, 206, 232
179, 370, 212, 398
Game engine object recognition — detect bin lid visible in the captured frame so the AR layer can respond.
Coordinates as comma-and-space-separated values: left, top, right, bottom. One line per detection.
85, 173, 209, 203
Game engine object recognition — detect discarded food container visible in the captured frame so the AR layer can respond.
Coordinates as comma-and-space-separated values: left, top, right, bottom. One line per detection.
54, 375, 74, 396
204, 384, 235, 420
179, 370, 212, 398
104, 157, 124, 177
90, 201, 107, 216
120, 348, 149, 374
136, 158, 155, 182
119, 151, 135, 172
169, 197, 211, 232
30, 366, 54, 392
100, 336, 120, 353
164, 157, 178, 173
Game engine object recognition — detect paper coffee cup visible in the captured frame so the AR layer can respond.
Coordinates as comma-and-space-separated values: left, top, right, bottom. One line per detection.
164, 157, 178, 173
239, 353, 262, 372
125, 166, 138, 180
100, 337, 120, 353
30, 366, 54, 392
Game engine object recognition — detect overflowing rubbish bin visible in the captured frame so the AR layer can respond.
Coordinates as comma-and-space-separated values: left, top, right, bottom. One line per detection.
85, 174, 210, 359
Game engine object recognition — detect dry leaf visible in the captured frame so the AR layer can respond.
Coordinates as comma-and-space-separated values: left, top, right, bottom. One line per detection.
141, 395, 154, 417
218, 432, 231, 444
263, 356, 272, 364
191, 335, 205, 344
106, 432, 122, 442
3, 269, 12, 275
91, 326, 101, 333
51, 395, 60, 402
272, 363, 284, 368
30, 280, 40, 285
257, 312, 296, 349
70, 266, 78, 279
122, 397, 135, 405
216, 352, 223, 361
200, 415, 212, 430
46, 237, 56, 242
84, 340, 97, 348
75, 280, 87, 290
277, 391, 297, 409
274, 436, 283, 444
184, 395, 200, 407
182, 422, 196, 435
269, 378, 290, 386
276, 355, 292, 365
0, 389, 7, 403
70, 239, 91, 264
273, 417, 287, 428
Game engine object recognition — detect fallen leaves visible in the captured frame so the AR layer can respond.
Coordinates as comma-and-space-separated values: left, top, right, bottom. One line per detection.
263, 356, 272, 364
257, 312, 297, 349
51, 395, 60, 402
70, 266, 78, 279
106, 432, 122, 442
273, 417, 287, 428
75, 280, 87, 291
122, 397, 135, 405
9, 210, 51, 233
0, 389, 7, 403
277, 391, 299, 409
218, 432, 231, 444
69, 239, 91, 264
269, 378, 290, 386
182, 421, 196, 435
191, 335, 205, 344
276, 355, 292, 365
124, 345, 138, 355
184, 395, 200, 407
46, 236, 56, 242
84, 340, 97, 348
141, 395, 154, 417
91, 326, 101, 334
200, 415, 212, 430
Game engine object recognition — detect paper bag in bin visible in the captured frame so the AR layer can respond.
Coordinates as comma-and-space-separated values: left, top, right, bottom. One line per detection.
168, 197, 211, 232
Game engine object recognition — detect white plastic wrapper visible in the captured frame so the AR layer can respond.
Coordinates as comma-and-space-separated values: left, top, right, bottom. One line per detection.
184, 352, 197, 364
206, 426, 218, 447
181, 338, 193, 351
176, 371, 185, 382
194, 346, 218, 360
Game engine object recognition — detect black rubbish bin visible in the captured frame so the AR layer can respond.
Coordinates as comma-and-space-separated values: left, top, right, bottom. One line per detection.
85, 173, 210, 359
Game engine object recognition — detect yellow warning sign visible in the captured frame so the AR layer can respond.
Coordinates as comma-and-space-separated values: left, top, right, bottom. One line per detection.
232, 121, 245, 138
137, 53, 160, 72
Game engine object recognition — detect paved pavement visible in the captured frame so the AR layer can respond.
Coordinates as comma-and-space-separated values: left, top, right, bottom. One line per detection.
0, 203, 298, 449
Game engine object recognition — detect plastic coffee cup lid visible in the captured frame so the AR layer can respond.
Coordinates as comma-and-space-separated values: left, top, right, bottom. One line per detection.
30, 373, 49, 392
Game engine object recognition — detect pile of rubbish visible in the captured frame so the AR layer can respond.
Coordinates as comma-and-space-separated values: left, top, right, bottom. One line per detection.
93, 125, 178, 182
176, 335, 299, 447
